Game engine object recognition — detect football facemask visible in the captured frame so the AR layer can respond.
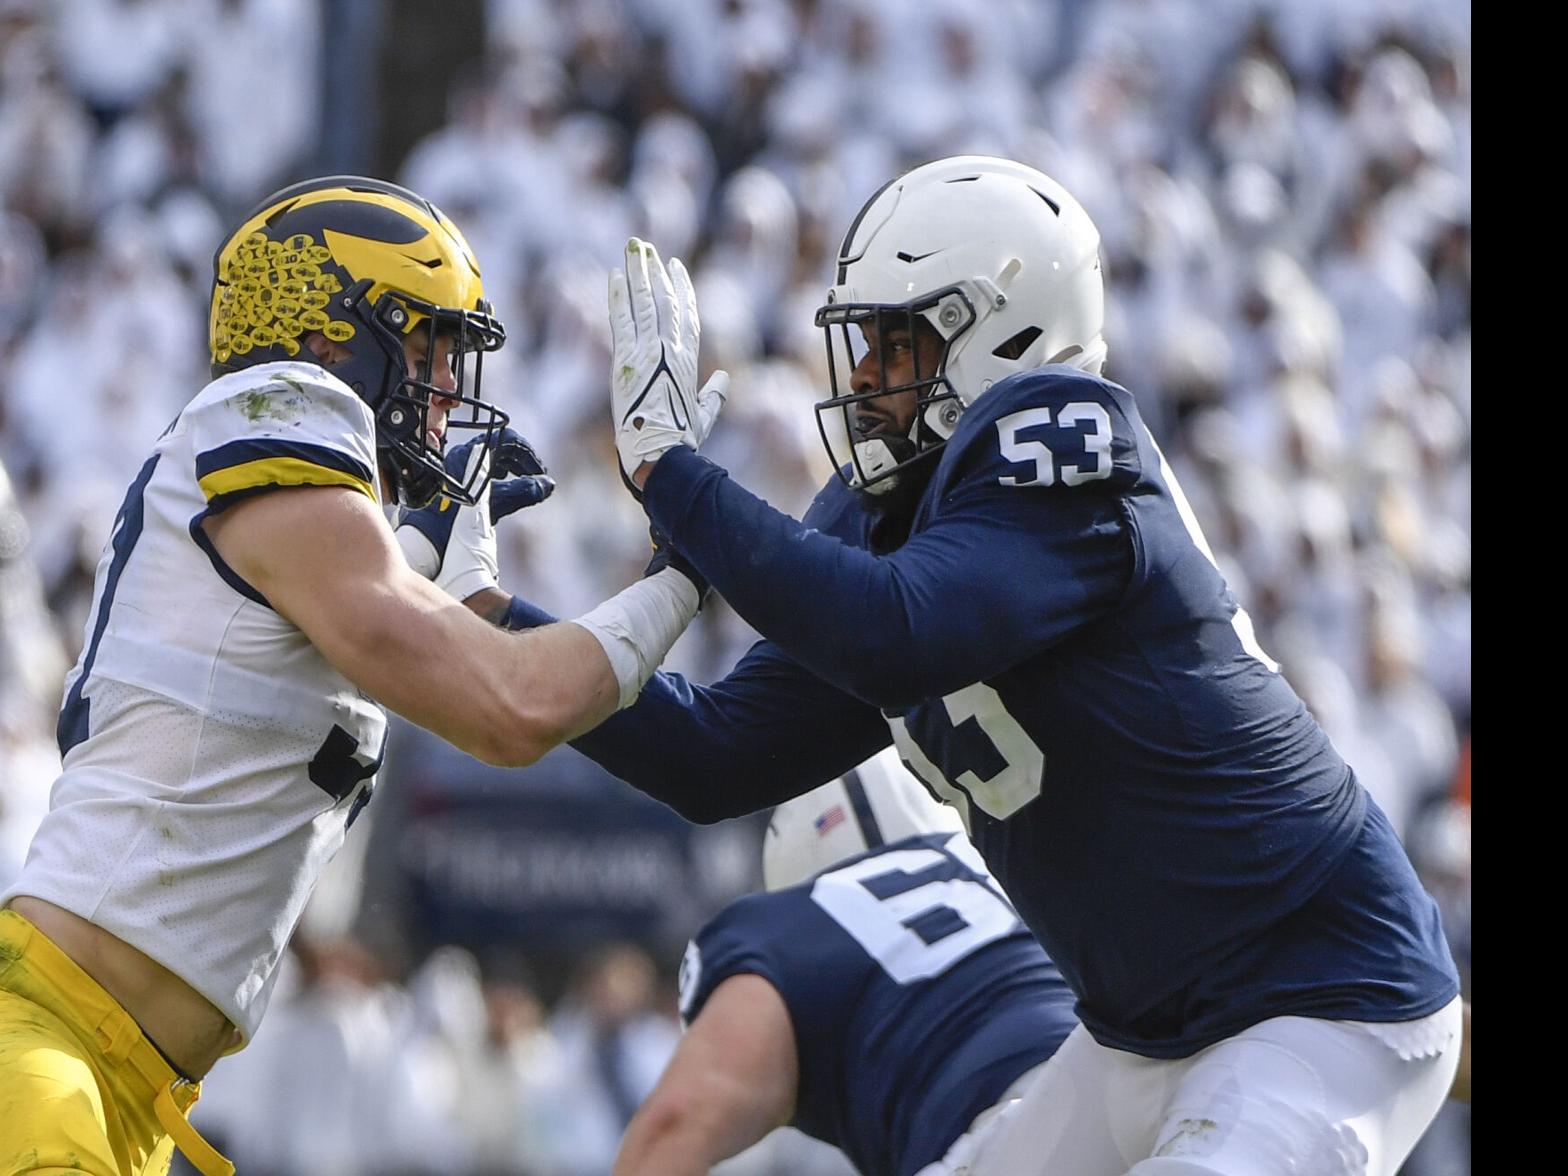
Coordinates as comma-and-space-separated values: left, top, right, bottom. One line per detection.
336, 284, 508, 509
814, 288, 973, 495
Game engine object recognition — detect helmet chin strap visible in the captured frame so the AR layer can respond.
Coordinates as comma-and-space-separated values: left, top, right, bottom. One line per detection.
851, 435, 919, 496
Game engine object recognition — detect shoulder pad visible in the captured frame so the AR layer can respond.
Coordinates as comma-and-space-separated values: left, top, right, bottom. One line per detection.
188, 362, 380, 510
942, 364, 1143, 492
679, 890, 800, 1025
965, 364, 1132, 427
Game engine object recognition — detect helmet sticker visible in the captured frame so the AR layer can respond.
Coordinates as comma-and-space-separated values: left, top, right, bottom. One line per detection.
215, 230, 359, 359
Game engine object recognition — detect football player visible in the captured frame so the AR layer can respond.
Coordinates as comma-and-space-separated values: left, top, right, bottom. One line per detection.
501, 158, 1460, 1173
0, 177, 719, 1175
614, 747, 1079, 1176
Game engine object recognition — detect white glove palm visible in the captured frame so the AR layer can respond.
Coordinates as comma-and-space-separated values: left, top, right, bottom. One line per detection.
609, 238, 729, 494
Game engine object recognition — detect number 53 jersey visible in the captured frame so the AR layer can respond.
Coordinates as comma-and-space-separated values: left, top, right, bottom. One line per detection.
594, 363, 1460, 1059
679, 833, 1077, 1176
2, 362, 387, 1046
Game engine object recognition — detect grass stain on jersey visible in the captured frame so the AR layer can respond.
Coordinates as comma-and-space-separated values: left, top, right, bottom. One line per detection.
1155, 1118, 1220, 1156
241, 382, 310, 423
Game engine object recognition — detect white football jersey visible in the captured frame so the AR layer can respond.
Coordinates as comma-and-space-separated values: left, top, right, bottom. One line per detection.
2, 362, 388, 1044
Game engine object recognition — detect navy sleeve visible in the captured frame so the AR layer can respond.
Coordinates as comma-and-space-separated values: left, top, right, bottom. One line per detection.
642, 445, 1133, 710
500, 595, 555, 630
678, 898, 793, 1026
573, 638, 891, 823
491, 595, 889, 822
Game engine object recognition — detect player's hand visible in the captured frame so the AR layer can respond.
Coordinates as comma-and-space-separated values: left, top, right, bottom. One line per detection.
645, 525, 709, 608
608, 237, 729, 499
395, 428, 555, 600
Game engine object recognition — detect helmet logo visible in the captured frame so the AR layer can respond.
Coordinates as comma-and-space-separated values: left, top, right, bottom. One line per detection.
214, 230, 354, 364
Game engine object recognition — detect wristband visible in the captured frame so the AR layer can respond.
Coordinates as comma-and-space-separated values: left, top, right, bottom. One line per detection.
569, 568, 700, 709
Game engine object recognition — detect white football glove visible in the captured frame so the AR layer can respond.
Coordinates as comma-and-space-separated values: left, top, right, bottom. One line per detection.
608, 237, 729, 495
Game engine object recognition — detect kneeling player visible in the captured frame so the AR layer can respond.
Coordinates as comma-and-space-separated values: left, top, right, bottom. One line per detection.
614, 748, 1079, 1175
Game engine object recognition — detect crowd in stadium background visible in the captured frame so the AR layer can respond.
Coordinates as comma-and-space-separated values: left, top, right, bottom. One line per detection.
0, 0, 1468, 1173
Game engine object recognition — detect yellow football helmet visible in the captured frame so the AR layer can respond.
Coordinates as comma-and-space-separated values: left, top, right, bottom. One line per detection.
210, 176, 508, 507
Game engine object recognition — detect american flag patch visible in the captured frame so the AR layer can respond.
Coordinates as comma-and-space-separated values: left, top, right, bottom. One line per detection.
815, 805, 847, 835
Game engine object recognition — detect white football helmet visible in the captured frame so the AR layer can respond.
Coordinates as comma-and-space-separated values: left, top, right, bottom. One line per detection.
762, 746, 968, 891
815, 156, 1106, 493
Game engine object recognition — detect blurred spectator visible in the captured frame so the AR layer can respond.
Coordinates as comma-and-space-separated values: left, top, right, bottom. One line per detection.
0, 456, 64, 890
181, 0, 320, 208
1354, 583, 1460, 838
0, 211, 47, 351
0, 30, 96, 242
52, 0, 186, 122
540, 944, 681, 1176
462, 978, 570, 1174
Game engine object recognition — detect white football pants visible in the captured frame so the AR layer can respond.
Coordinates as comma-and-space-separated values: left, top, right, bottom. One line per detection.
959, 996, 1462, 1176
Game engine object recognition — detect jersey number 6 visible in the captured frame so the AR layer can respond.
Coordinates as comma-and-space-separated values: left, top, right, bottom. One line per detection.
811, 845, 1019, 984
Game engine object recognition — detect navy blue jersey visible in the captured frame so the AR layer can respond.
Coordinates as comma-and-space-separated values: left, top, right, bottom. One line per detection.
571, 365, 1459, 1055
680, 833, 1077, 1176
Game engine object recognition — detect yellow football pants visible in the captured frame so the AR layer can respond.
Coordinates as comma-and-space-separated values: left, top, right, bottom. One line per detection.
0, 910, 233, 1176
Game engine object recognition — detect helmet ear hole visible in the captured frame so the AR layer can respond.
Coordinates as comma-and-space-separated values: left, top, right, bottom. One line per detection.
992, 325, 1042, 361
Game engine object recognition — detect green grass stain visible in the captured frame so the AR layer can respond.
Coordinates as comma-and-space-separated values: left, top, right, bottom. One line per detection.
240, 390, 272, 420
241, 382, 310, 423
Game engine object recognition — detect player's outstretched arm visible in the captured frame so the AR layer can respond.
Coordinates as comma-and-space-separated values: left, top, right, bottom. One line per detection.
452, 587, 895, 822
202, 484, 618, 766
642, 447, 1131, 708
613, 974, 797, 1176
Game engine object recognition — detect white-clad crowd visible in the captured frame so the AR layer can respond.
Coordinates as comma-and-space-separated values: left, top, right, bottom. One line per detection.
0, 1, 1469, 1172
